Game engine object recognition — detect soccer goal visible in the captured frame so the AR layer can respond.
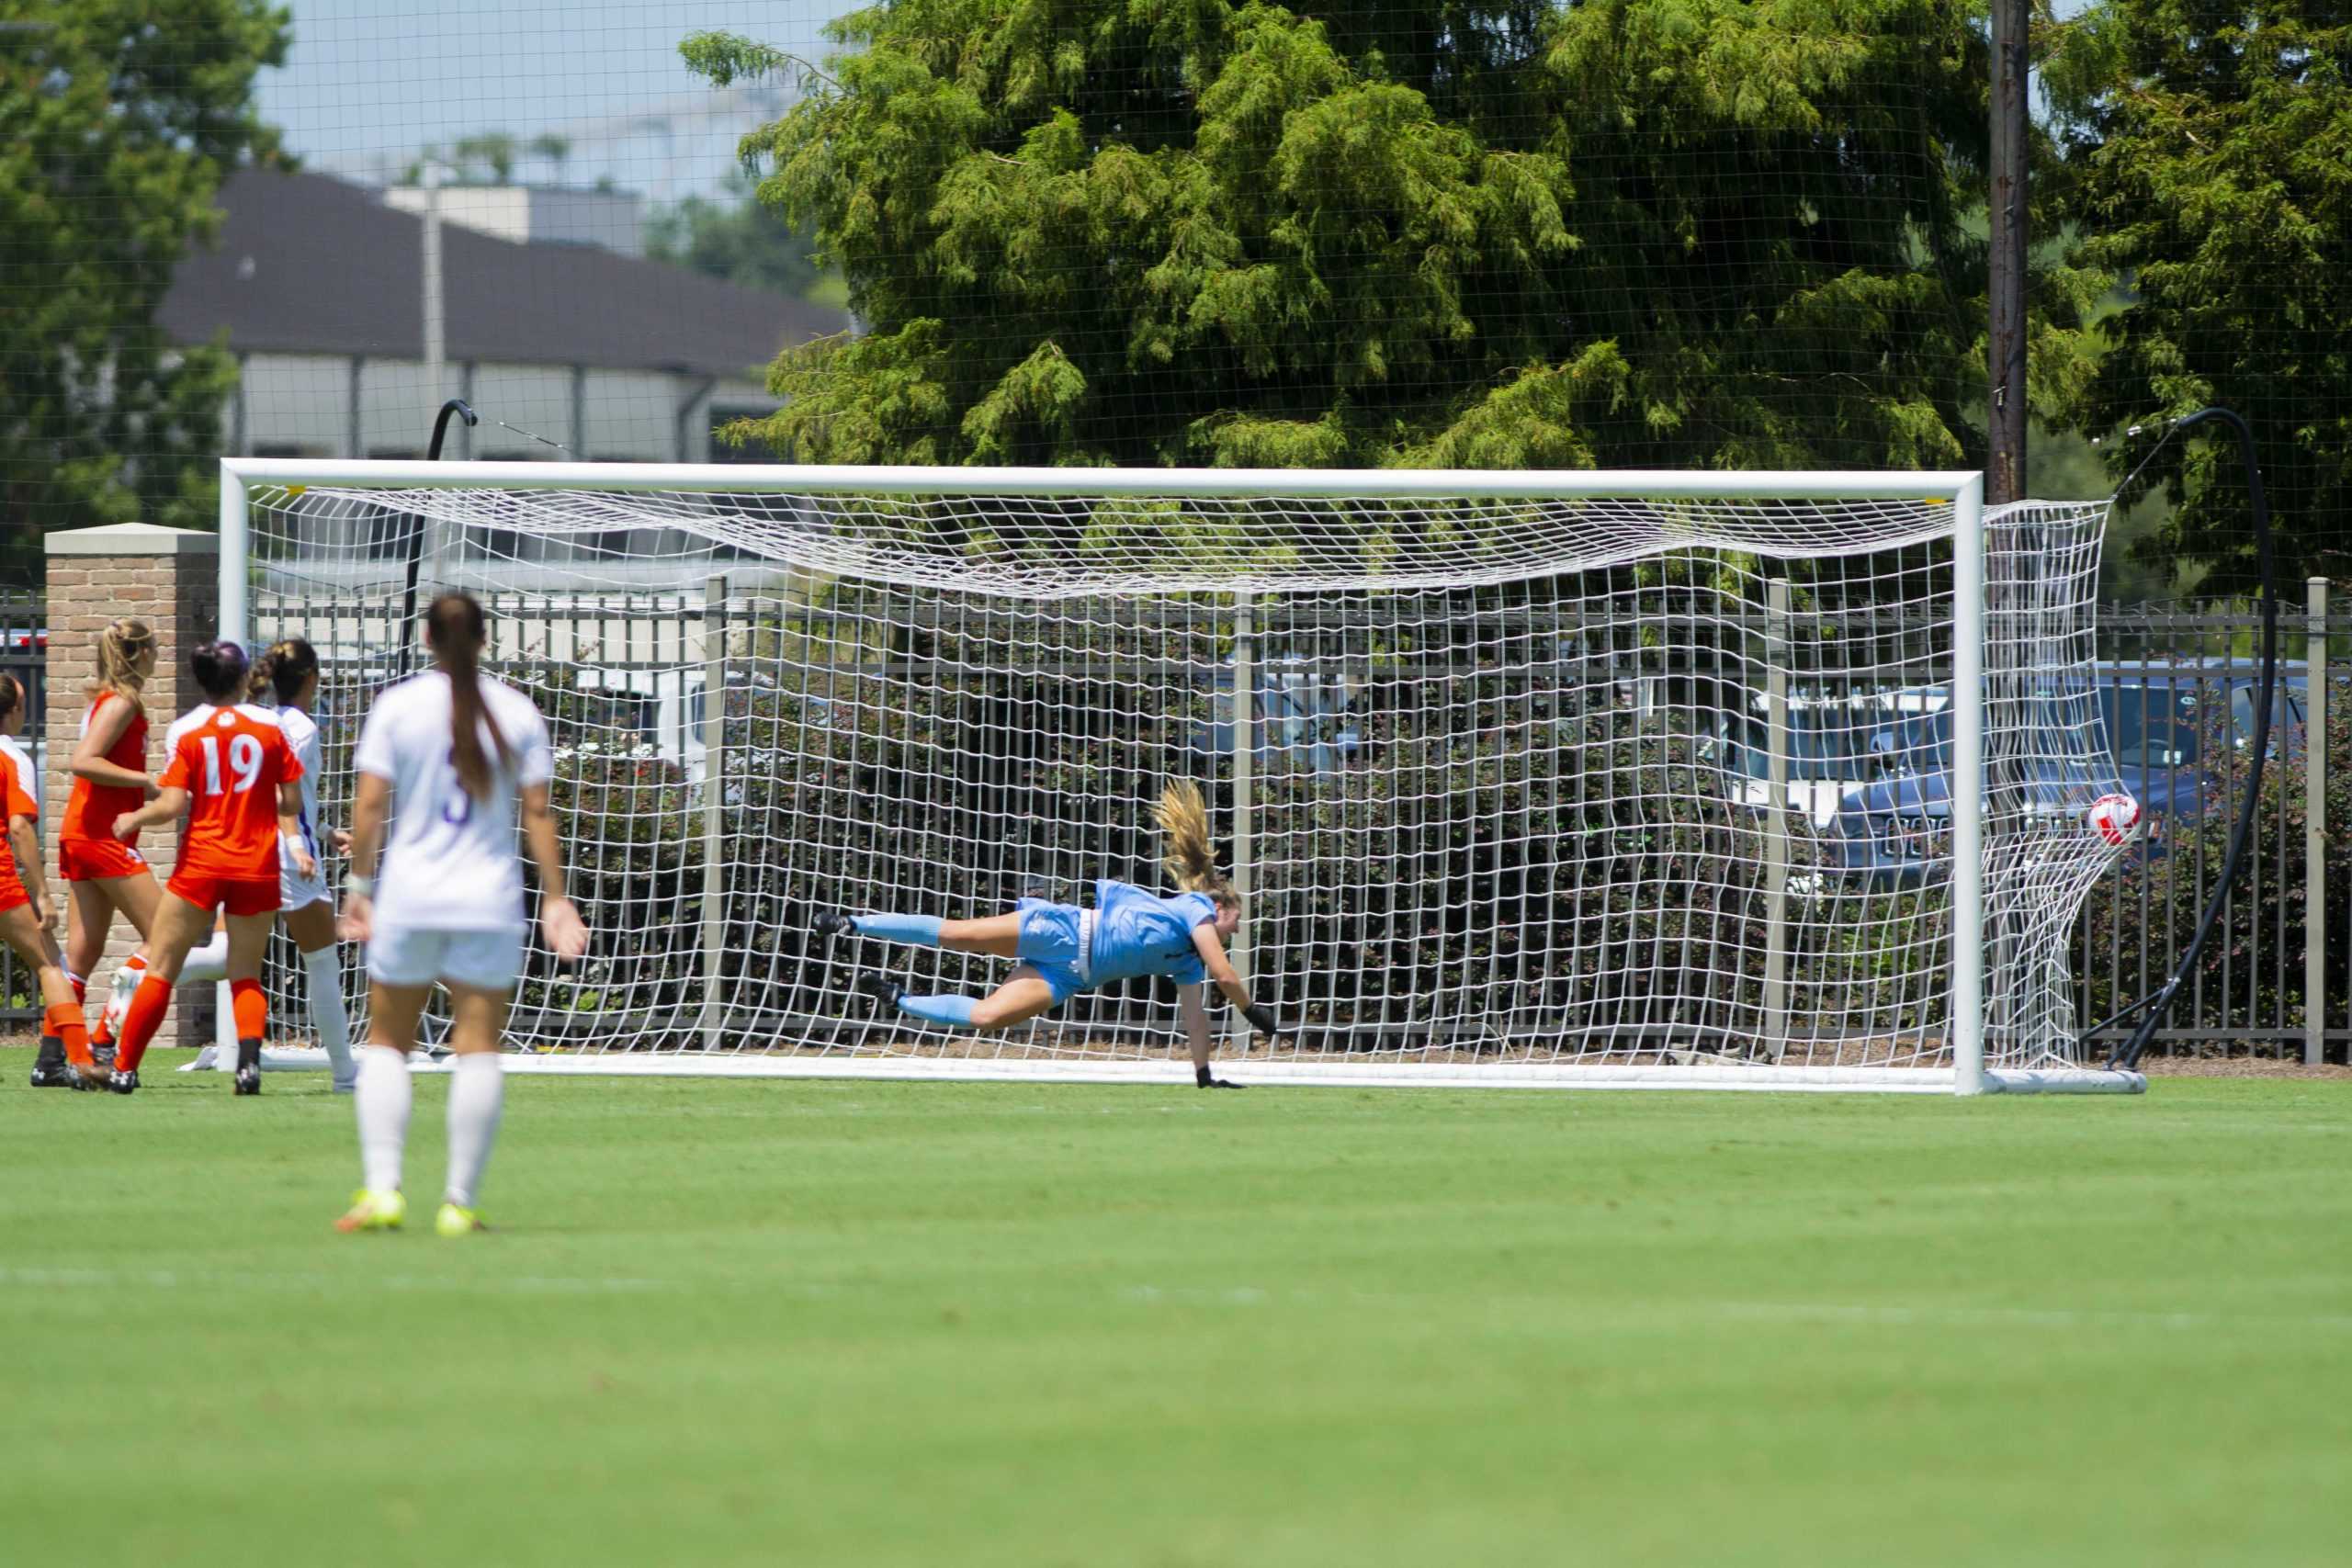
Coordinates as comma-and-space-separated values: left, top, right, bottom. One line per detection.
217, 458, 2143, 1094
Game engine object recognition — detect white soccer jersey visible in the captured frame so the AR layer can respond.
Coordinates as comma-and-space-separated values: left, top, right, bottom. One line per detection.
353, 671, 554, 932
276, 705, 324, 863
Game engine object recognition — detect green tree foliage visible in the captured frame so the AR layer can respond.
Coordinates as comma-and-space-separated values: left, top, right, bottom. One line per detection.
0, 1, 288, 569
2044, 0, 2352, 593
686, 0, 2013, 473
646, 171, 840, 307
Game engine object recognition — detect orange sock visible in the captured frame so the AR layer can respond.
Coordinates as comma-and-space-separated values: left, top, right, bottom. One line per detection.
114, 975, 172, 1075
230, 978, 267, 1043
43, 1003, 93, 1069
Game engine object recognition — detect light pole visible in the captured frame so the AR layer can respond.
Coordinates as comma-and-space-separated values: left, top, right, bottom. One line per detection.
1987, 0, 2029, 505
422, 159, 447, 411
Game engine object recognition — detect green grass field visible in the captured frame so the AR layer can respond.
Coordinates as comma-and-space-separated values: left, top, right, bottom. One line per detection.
5, 1054, 2347, 1567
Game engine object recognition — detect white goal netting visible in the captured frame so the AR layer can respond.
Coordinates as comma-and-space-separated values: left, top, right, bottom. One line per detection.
232, 470, 2132, 1088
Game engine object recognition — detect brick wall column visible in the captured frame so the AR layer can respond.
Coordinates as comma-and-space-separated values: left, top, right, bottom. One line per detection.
42, 524, 221, 1052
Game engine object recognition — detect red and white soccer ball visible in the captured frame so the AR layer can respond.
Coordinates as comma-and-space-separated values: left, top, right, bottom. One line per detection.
2088, 792, 2143, 848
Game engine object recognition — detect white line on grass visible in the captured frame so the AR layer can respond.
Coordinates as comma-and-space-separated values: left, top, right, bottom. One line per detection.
0, 1265, 666, 1296
1116, 1285, 2352, 1334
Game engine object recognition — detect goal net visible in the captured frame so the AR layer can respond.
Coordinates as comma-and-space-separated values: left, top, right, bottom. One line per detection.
220, 461, 2143, 1093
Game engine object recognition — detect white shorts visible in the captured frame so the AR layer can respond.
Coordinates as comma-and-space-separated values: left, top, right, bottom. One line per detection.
366, 924, 526, 993
280, 838, 329, 913
281, 867, 331, 913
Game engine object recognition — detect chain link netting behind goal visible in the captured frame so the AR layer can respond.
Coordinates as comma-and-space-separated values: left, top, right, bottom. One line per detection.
233, 470, 2132, 1087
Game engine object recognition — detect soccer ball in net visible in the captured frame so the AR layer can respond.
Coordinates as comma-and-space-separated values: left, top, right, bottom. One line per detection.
2088, 793, 2143, 848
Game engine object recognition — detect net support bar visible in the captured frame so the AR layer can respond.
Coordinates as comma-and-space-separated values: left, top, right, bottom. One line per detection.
215, 458, 2120, 1099
184, 1051, 2145, 1093
220, 457, 1986, 502
1950, 475, 1987, 1095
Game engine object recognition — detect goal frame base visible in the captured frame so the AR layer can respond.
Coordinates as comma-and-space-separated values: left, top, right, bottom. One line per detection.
188, 1049, 2144, 1095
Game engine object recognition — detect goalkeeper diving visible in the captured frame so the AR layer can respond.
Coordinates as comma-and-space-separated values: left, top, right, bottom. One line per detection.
811, 782, 1280, 1088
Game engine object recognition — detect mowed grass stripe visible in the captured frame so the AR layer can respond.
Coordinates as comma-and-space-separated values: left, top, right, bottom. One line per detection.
3, 1055, 2345, 1567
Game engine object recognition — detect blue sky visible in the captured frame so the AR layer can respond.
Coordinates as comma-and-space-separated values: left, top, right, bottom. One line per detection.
256, 1, 840, 201
257, 3, 2088, 206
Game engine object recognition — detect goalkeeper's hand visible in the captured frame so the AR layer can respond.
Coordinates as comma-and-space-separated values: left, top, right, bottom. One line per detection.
1196, 1064, 1246, 1090
1241, 1001, 1283, 1043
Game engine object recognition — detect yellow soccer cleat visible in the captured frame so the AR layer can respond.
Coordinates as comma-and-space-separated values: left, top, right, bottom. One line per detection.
334, 1189, 406, 1234
434, 1202, 490, 1237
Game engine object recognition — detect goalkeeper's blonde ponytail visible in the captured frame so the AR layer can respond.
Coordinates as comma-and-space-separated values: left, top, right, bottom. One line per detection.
1156, 780, 1240, 914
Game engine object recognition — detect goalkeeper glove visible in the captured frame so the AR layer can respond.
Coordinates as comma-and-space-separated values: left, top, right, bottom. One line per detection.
1241, 1002, 1282, 1041
1196, 1064, 1245, 1089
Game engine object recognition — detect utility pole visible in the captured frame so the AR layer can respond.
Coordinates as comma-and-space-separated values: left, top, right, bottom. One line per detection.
1987, 0, 2030, 505
422, 159, 447, 408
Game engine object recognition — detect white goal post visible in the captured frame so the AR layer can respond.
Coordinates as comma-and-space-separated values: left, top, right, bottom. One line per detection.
215, 457, 2144, 1095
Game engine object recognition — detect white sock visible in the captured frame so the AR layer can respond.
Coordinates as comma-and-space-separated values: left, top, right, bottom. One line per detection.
443, 1053, 504, 1209
213, 980, 237, 1072
355, 1045, 412, 1194
179, 933, 230, 985
305, 947, 354, 1083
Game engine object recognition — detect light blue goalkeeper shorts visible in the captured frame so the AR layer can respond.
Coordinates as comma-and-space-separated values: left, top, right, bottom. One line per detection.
1013, 898, 1093, 1004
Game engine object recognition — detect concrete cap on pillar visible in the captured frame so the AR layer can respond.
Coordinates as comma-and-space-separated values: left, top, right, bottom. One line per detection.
43, 523, 220, 557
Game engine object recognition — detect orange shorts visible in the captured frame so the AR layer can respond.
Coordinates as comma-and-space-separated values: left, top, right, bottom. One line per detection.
59, 837, 148, 883
166, 872, 279, 919
0, 868, 26, 915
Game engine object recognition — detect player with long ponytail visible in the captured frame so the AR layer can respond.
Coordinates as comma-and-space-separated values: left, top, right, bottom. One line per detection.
239, 638, 358, 1090
812, 781, 1282, 1089
334, 592, 588, 1235
56, 619, 236, 1077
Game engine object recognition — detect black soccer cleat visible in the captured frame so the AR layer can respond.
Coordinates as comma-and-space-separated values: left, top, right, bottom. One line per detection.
810, 908, 857, 941
107, 1068, 140, 1095
233, 1066, 262, 1096
855, 972, 904, 1012
29, 1043, 74, 1089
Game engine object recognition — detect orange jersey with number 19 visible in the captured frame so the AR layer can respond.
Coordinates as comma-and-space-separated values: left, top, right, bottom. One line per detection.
158, 704, 305, 881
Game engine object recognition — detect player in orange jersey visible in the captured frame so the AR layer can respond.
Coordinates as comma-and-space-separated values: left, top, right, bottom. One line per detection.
105, 641, 315, 1095
60, 619, 232, 1055
2, 674, 104, 1089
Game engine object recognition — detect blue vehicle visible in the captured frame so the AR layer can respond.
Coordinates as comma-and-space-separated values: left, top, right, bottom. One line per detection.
1188, 650, 1365, 773
1706, 687, 1953, 829
1824, 664, 2315, 888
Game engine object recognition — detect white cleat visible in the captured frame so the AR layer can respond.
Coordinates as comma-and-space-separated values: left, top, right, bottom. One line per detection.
102, 968, 139, 1043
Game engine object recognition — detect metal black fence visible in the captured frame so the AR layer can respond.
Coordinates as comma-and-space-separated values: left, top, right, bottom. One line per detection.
2075, 592, 2350, 1062
1, 585, 2345, 1061
0, 589, 47, 1023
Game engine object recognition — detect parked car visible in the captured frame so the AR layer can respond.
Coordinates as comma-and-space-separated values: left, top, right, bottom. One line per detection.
1188, 650, 1365, 773
1825, 663, 2314, 888
1704, 686, 1951, 829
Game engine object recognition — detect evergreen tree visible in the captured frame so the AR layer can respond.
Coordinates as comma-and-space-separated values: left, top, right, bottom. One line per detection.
2045, 0, 2352, 592
684, 0, 2007, 473
647, 171, 835, 305
0, 1, 288, 573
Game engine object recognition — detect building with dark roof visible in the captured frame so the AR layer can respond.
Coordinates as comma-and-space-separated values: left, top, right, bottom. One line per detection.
161, 168, 846, 463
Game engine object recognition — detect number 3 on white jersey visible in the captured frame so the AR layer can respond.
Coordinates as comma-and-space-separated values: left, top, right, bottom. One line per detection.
200, 733, 265, 795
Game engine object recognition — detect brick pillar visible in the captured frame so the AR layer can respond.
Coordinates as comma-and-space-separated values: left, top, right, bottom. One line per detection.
42, 524, 221, 1052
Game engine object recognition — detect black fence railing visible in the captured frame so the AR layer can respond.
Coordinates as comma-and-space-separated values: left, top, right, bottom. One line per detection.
1, 589, 47, 1026
2074, 594, 2350, 1062
1, 588, 2345, 1059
